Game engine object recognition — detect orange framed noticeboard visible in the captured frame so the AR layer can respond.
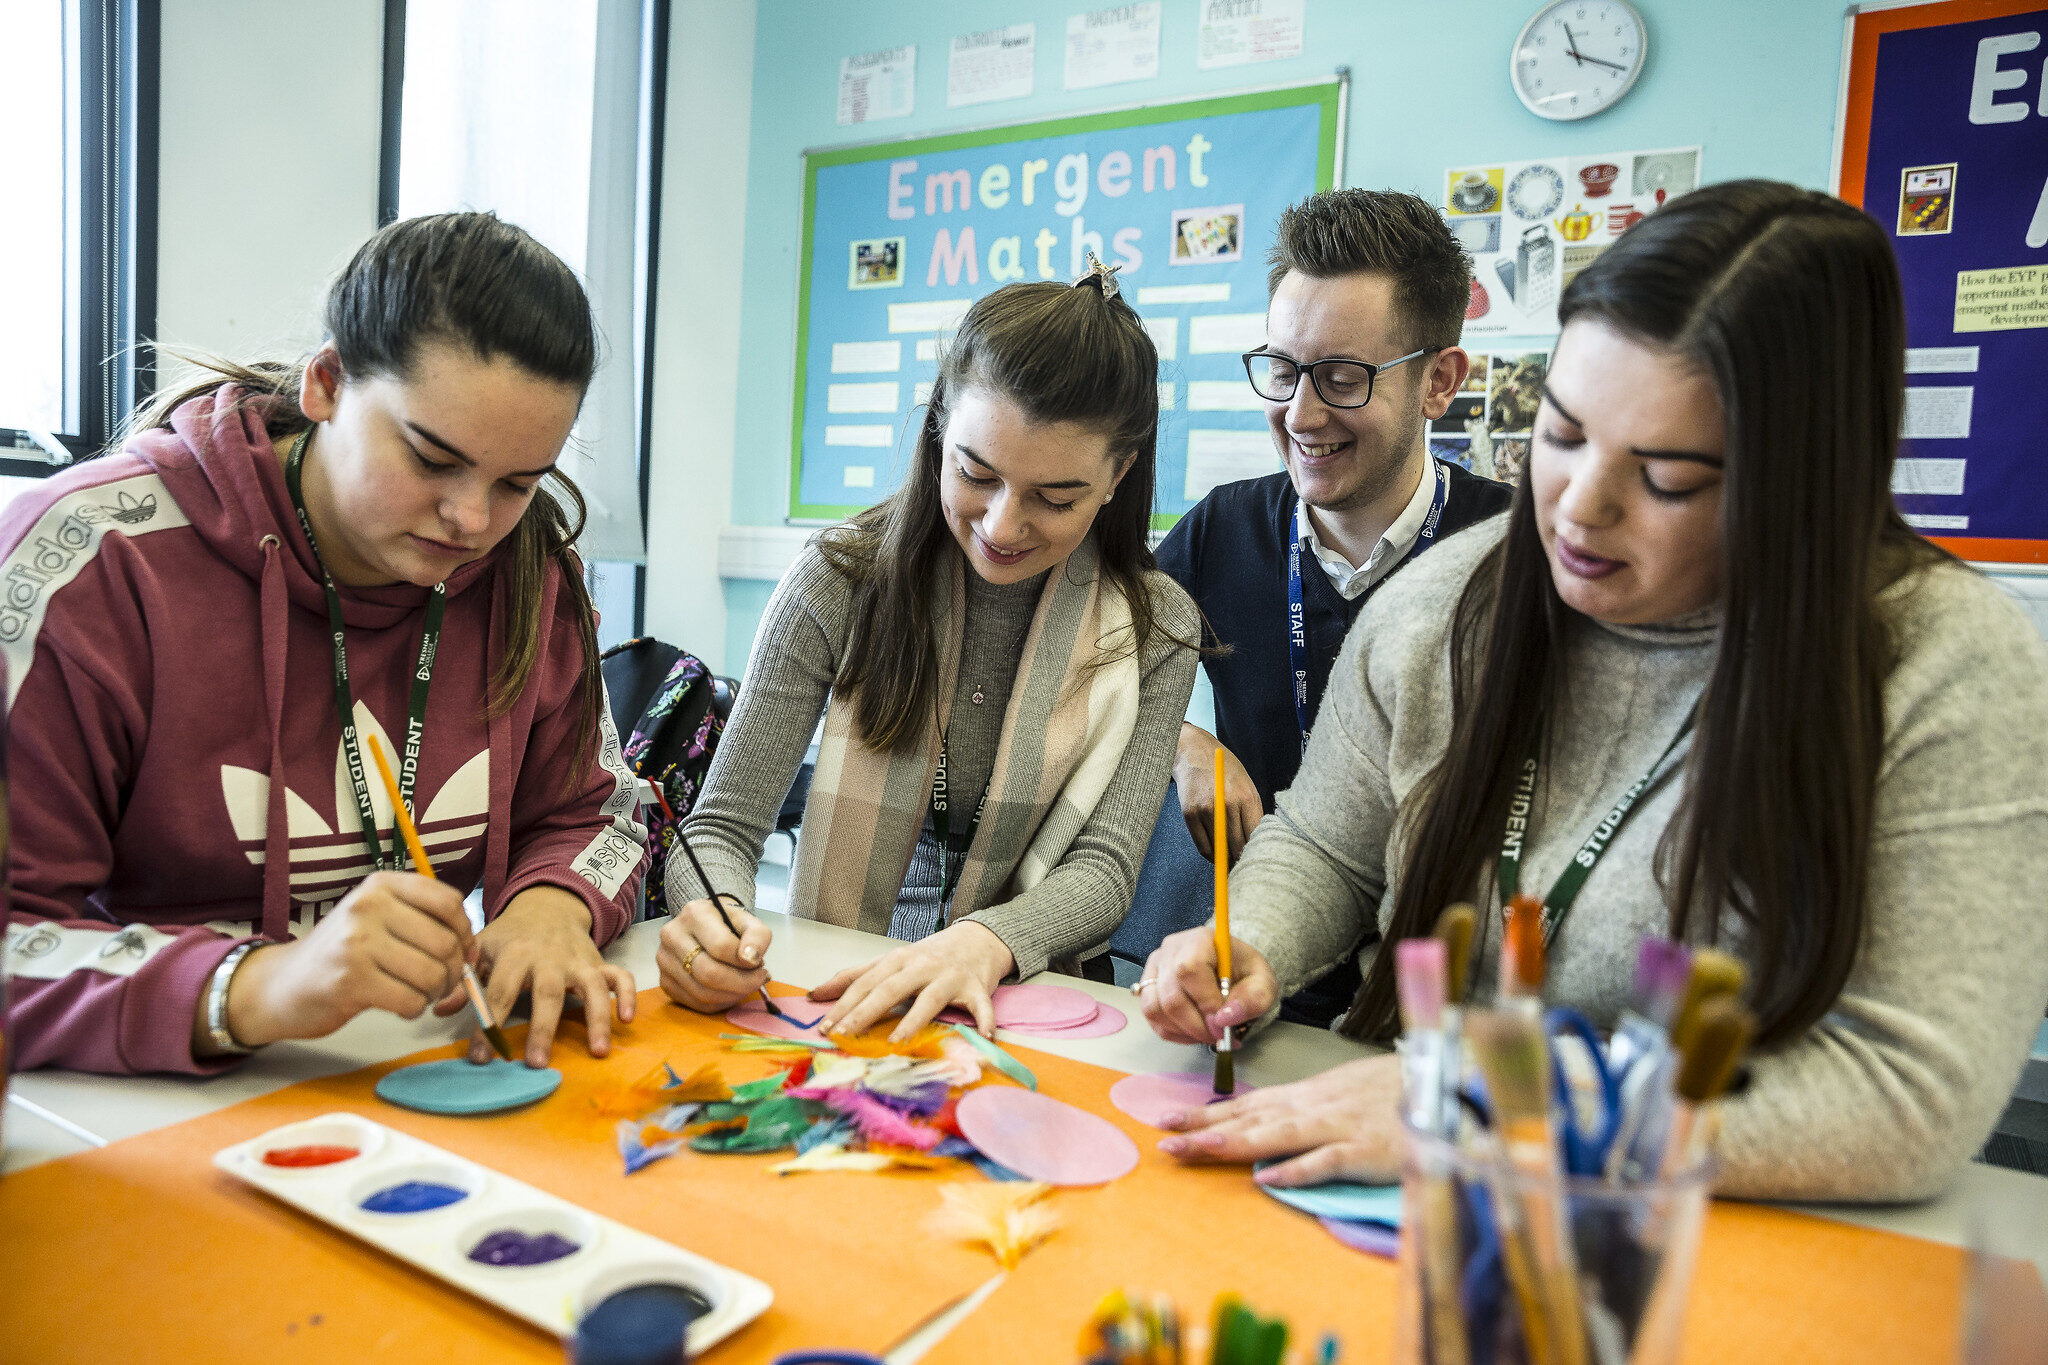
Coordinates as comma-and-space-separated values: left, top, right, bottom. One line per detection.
1835, 0, 2048, 564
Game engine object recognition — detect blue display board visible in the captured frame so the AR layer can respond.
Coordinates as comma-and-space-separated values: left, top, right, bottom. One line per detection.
790, 81, 1342, 524
1839, 0, 2048, 563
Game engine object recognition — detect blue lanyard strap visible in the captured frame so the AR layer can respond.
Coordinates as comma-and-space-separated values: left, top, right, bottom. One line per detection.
1285, 459, 1450, 751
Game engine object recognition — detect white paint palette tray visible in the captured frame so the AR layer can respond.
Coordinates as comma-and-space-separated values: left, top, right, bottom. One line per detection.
214, 1112, 773, 1350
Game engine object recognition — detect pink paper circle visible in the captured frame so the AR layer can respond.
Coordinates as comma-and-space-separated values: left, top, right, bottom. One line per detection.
1107, 1070, 1253, 1130
1003, 1000, 1128, 1040
938, 983, 1100, 1030
955, 1086, 1139, 1186
724, 996, 828, 1042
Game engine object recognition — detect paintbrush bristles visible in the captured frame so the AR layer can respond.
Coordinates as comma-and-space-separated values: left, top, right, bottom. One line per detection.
1674, 997, 1754, 1104
1433, 903, 1477, 1006
1396, 937, 1447, 1032
1501, 894, 1546, 998
1671, 949, 1747, 1051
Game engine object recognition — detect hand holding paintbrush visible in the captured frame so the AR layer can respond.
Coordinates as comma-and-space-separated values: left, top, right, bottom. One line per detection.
365, 734, 515, 1062
1211, 747, 1237, 1096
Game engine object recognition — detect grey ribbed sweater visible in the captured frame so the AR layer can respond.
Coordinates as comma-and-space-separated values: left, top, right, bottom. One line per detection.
673, 537, 1199, 980
1232, 514, 2048, 1202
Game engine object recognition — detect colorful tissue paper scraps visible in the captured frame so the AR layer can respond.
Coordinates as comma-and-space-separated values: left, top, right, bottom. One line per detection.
926, 1180, 1060, 1270
598, 1020, 1080, 1187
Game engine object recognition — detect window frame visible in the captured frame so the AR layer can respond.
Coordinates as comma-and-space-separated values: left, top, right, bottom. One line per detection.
0, 0, 159, 479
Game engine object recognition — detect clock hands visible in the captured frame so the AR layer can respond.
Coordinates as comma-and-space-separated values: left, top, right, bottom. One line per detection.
1557, 18, 1629, 74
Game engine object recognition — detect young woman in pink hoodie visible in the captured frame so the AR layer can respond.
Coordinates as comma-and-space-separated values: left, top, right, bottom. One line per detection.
2, 212, 648, 1075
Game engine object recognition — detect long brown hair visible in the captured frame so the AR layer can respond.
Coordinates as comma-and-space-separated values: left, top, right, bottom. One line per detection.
124, 213, 606, 779
820, 277, 1190, 752
1348, 180, 1946, 1048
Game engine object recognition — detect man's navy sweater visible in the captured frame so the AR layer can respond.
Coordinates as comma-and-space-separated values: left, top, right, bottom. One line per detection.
1154, 464, 1512, 1023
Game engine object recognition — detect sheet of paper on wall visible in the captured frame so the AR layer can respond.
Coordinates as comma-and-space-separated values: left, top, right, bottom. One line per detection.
1185, 428, 1280, 502
949, 24, 1035, 107
1197, 0, 1306, 70
1066, 2, 1162, 90
839, 46, 916, 126
1445, 146, 1701, 336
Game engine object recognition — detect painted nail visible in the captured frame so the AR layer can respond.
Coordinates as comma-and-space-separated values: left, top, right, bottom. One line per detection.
1159, 1137, 1188, 1155
1158, 1110, 1187, 1128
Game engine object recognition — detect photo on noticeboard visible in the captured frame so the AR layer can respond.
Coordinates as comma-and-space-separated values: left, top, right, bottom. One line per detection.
848, 236, 906, 290
1897, 163, 1956, 236
1170, 205, 1245, 264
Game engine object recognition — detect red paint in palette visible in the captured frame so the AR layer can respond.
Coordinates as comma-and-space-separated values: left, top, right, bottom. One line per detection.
261, 1144, 361, 1168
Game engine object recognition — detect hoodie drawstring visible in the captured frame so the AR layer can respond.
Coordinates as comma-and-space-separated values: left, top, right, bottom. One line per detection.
257, 534, 292, 942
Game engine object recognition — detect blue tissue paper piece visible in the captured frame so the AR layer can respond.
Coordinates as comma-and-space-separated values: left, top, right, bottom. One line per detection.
1251, 1160, 1404, 1226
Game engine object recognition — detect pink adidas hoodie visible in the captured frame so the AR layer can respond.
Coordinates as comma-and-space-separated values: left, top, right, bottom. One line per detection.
1, 388, 647, 1075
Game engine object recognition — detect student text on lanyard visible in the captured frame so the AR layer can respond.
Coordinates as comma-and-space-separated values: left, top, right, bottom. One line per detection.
1285, 458, 1451, 752
1497, 709, 1697, 947
930, 734, 991, 915
284, 428, 448, 872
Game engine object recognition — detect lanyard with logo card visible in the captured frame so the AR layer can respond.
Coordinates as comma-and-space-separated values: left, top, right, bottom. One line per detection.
284, 428, 447, 872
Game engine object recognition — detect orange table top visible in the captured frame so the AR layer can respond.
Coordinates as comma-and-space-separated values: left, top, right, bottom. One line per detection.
0, 986, 1965, 1363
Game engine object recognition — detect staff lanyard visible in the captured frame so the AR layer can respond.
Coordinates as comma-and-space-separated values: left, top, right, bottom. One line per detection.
1496, 709, 1697, 946
1286, 459, 1451, 752
930, 733, 990, 912
284, 429, 447, 872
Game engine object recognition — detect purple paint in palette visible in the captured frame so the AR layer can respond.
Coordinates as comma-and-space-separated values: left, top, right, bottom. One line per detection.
468, 1230, 581, 1266
360, 1181, 468, 1214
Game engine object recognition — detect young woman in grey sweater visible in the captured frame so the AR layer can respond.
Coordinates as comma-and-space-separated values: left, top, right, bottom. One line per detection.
660, 271, 1198, 1041
1138, 180, 2048, 1203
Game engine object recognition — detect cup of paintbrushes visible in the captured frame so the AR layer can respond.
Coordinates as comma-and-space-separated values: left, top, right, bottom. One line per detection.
1393, 1125, 1713, 1365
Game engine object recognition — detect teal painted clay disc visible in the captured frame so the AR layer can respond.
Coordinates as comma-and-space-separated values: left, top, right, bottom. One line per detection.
375, 1058, 563, 1115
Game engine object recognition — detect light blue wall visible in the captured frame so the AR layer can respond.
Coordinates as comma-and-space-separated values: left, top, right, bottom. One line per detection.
722, 0, 1852, 665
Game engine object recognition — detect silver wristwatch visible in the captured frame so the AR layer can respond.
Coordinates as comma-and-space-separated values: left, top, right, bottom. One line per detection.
204, 942, 259, 1055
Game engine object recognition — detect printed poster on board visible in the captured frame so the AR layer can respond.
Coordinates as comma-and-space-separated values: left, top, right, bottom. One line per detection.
1428, 349, 1551, 488
1444, 146, 1701, 335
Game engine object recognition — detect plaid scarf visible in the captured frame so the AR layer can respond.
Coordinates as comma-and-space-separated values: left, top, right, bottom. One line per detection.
788, 536, 1141, 935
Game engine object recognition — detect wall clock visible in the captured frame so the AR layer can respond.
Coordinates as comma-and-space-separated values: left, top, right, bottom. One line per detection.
1512, 0, 1647, 121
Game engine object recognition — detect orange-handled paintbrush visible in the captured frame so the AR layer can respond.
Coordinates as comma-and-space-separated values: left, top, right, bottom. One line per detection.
1212, 746, 1235, 1096
366, 733, 514, 1061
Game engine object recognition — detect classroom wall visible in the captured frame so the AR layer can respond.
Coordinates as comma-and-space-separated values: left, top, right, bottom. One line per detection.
154, 1, 385, 367
642, 0, 760, 666
651, 0, 1915, 671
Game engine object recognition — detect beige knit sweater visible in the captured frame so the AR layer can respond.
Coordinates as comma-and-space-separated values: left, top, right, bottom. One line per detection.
1231, 515, 2048, 1202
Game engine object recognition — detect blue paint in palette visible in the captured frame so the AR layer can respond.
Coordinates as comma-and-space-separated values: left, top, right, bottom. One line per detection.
359, 1180, 469, 1214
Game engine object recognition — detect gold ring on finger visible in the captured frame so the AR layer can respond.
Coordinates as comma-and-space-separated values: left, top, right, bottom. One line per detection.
681, 944, 706, 977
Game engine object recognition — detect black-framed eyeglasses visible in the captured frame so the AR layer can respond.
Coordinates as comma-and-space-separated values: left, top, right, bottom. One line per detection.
1241, 346, 1439, 409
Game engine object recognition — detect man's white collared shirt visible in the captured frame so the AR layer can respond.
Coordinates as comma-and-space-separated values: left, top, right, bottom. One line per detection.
1300, 460, 1440, 601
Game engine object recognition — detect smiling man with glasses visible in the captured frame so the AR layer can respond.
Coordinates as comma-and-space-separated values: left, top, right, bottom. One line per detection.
1148, 189, 1511, 1027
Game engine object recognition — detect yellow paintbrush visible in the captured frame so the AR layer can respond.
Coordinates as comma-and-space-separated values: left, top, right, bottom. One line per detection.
366, 733, 514, 1062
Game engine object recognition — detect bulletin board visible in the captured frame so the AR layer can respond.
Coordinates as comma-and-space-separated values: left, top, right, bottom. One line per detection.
1836, 0, 2048, 564
789, 79, 1343, 526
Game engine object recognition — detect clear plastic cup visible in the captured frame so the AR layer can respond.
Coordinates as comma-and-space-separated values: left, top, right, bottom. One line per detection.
1395, 1124, 1713, 1365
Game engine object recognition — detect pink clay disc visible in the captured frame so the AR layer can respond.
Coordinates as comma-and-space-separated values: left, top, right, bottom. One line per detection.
1003, 1000, 1128, 1040
724, 996, 828, 1042
955, 1086, 1139, 1186
938, 983, 1100, 1030
1107, 1070, 1252, 1129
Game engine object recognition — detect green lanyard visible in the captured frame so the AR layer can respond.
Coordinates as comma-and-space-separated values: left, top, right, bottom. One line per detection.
1497, 709, 1697, 946
284, 429, 447, 872
930, 733, 990, 912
